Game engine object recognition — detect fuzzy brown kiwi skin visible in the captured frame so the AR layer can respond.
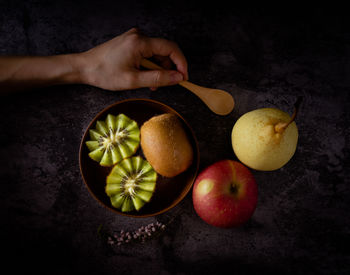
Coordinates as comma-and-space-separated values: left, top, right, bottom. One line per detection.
140, 113, 193, 178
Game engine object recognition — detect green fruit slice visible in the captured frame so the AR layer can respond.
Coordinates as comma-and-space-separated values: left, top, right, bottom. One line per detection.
106, 156, 157, 212
86, 114, 140, 167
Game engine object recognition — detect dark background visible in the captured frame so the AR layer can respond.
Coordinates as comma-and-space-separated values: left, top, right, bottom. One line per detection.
0, 1, 349, 274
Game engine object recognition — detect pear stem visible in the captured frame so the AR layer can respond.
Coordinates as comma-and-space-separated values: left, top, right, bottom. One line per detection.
275, 97, 303, 134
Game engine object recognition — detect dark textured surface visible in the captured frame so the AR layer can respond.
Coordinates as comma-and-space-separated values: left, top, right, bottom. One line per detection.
0, 1, 349, 274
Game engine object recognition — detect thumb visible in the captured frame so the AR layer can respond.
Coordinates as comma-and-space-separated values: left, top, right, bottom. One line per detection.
135, 70, 184, 88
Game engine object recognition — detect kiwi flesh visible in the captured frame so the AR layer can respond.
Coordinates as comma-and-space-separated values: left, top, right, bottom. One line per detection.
86, 114, 140, 167
106, 156, 157, 212
140, 113, 193, 177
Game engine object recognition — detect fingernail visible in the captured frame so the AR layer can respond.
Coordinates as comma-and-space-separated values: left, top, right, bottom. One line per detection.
171, 72, 183, 84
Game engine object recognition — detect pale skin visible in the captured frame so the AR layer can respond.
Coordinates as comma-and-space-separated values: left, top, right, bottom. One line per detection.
0, 28, 188, 94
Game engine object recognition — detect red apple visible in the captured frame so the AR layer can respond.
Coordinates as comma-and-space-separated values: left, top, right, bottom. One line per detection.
192, 160, 258, 228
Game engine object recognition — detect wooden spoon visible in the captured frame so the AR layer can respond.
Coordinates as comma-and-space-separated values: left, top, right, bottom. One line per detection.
140, 59, 235, 116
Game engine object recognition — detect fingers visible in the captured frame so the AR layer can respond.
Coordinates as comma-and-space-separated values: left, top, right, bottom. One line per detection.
120, 28, 188, 90
131, 69, 183, 89
152, 55, 173, 70
142, 37, 188, 81
149, 56, 173, 90
126, 27, 139, 34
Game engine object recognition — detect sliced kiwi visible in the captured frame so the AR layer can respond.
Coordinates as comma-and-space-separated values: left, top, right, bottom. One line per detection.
86, 114, 140, 167
106, 156, 157, 212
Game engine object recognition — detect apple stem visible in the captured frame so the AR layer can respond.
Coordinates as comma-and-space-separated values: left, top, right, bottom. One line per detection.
275, 97, 303, 134
230, 183, 238, 194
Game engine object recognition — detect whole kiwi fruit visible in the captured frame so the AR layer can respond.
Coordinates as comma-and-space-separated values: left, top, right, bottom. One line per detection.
140, 113, 193, 177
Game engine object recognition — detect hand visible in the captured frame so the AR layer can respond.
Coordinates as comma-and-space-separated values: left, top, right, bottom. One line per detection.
79, 28, 188, 91
0, 28, 188, 94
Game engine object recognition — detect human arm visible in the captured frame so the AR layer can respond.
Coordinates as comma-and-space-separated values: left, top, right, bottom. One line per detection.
0, 28, 188, 94
0, 54, 84, 93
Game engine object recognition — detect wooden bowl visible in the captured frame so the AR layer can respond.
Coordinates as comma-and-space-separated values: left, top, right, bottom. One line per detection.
79, 98, 200, 217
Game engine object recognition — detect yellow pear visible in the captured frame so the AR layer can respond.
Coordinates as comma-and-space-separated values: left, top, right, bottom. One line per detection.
231, 98, 302, 171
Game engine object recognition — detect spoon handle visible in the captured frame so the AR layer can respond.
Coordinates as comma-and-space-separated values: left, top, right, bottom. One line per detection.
140, 59, 234, 115
177, 81, 208, 100
140, 59, 205, 98
140, 59, 201, 93
140, 58, 163, 70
